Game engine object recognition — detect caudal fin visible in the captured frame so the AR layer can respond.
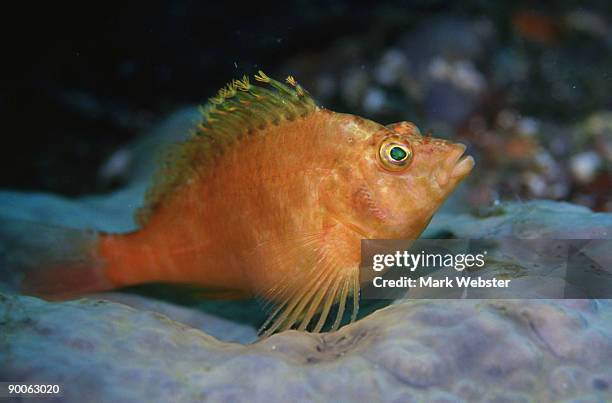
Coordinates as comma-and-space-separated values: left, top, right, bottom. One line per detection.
0, 218, 113, 299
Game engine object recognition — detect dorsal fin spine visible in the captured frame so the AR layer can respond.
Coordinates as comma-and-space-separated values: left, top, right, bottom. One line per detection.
136, 72, 317, 226
233, 89, 290, 126
223, 94, 272, 130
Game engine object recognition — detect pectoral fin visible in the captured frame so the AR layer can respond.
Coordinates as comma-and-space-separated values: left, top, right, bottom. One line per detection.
256, 240, 360, 338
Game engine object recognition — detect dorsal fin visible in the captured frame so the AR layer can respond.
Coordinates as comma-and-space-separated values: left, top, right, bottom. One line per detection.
135, 71, 318, 226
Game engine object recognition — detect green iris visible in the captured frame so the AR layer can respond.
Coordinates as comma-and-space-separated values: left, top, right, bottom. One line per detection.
389, 146, 407, 161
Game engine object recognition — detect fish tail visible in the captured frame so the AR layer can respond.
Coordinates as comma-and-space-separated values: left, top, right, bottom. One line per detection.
0, 218, 113, 299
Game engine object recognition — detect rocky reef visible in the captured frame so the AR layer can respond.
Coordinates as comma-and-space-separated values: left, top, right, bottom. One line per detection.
2, 295, 612, 402
1, 200, 612, 402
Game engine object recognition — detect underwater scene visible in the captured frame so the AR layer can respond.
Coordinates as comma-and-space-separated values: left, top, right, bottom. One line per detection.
1, 1, 612, 402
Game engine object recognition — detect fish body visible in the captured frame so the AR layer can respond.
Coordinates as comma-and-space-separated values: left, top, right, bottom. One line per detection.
101, 110, 358, 293
13, 72, 474, 335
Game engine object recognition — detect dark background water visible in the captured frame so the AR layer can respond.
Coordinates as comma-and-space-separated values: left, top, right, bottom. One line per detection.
3, 0, 612, 210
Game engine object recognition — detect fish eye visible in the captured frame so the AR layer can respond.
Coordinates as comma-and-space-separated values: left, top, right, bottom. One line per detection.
378, 139, 413, 171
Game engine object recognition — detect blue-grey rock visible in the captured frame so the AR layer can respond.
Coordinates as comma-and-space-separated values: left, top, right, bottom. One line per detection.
1, 295, 612, 402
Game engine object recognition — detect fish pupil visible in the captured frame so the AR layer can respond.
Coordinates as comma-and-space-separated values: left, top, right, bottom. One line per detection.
389, 146, 407, 161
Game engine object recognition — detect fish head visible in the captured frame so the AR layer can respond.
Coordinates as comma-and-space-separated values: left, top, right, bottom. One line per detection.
323, 117, 474, 239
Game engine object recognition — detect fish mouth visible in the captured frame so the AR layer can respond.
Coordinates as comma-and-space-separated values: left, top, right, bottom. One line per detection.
451, 153, 475, 180
437, 144, 475, 187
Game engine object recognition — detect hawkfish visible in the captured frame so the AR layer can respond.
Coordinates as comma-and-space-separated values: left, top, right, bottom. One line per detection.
7, 72, 474, 336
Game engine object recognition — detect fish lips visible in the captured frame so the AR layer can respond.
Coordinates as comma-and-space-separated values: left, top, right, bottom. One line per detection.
436, 144, 475, 187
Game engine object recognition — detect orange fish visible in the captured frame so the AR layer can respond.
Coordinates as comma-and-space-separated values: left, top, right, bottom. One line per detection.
6, 72, 474, 336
